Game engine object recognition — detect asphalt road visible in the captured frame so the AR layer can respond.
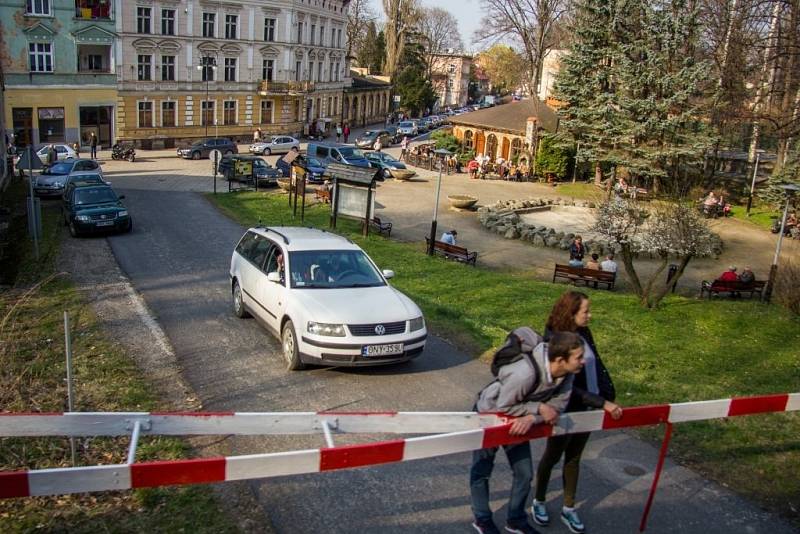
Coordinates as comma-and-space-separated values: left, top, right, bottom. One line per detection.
94, 160, 796, 533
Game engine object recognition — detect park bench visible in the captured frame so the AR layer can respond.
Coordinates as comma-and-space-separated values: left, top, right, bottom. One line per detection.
553, 264, 617, 290
369, 216, 392, 237
315, 188, 331, 203
700, 279, 765, 299
424, 237, 478, 266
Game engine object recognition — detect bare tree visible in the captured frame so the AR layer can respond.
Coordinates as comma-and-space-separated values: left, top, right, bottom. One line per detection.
417, 7, 464, 76
474, 0, 567, 96
347, 0, 378, 61
382, 0, 420, 80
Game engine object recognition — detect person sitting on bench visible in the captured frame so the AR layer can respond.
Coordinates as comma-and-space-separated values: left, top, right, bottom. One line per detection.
441, 229, 457, 245
718, 265, 738, 282
738, 266, 755, 284
585, 253, 601, 270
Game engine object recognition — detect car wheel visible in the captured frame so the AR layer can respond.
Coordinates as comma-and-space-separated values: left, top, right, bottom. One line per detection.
225, 150, 233, 155
232, 281, 250, 318
69, 222, 79, 237
263, 147, 271, 156
124, 219, 133, 233
192, 151, 201, 160
382, 168, 392, 179
127, 154, 135, 162
281, 320, 305, 370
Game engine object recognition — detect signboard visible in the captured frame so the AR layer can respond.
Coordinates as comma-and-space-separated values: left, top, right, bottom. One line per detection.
38, 108, 65, 120
393, 95, 401, 103
235, 160, 253, 176
336, 184, 374, 219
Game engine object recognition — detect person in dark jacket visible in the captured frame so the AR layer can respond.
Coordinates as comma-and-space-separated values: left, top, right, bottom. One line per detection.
568, 236, 586, 268
532, 291, 622, 534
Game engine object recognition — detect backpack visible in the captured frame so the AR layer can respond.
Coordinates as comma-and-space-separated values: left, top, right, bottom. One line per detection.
490, 326, 544, 377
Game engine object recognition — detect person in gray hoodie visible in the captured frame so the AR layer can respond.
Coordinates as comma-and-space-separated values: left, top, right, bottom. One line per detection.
470, 330, 586, 534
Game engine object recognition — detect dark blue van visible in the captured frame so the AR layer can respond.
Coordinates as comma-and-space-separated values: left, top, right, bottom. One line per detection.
307, 142, 371, 168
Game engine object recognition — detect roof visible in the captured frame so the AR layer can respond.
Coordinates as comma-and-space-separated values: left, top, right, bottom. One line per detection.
251, 227, 358, 252
348, 74, 392, 90
327, 163, 384, 185
449, 99, 559, 135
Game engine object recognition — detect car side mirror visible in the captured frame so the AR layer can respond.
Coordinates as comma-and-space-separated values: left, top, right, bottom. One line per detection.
118, 194, 125, 199
382, 269, 395, 279
267, 271, 282, 283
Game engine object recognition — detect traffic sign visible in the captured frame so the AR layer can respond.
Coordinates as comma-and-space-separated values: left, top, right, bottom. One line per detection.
17, 148, 44, 170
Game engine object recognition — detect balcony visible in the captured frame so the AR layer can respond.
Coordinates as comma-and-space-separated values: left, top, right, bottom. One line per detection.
75, 0, 112, 20
77, 44, 112, 74
259, 80, 314, 95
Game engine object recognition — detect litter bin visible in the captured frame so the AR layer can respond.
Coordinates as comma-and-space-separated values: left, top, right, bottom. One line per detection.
666, 263, 678, 293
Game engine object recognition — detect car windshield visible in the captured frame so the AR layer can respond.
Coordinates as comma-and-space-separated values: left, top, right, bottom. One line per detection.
288, 250, 385, 289
47, 162, 73, 174
363, 131, 377, 138
74, 187, 118, 205
191, 141, 204, 147
253, 159, 268, 168
307, 157, 323, 167
337, 147, 365, 159
399, 122, 413, 128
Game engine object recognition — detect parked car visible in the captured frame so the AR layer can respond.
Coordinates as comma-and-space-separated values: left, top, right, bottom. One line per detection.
249, 136, 301, 156
62, 183, 131, 237
36, 144, 77, 164
365, 152, 415, 180
177, 138, 238, 160
354, 130, 393, 150
229, 226, 427, 369
384, 125, 402, 144
307, 142, 371, 168
397, 121, 419, 137
34, 159, 103, 197
217, 155, 283, 185
275, 152, 327, 182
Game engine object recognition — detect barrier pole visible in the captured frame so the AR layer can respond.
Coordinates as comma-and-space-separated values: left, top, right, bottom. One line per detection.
63, 312, 77, 466
127, 420, 142, 465
639, 422, 673, 532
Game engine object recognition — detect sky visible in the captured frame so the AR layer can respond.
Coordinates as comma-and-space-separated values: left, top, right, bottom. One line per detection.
369, 0, 483, 54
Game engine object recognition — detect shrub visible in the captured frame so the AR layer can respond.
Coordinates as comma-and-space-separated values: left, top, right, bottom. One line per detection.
430, 129, 461, 154
775, 258, 800, 315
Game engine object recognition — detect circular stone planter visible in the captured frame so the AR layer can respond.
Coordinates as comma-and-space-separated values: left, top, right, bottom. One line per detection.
448, 194, 478, 209
277, 178, 291, 191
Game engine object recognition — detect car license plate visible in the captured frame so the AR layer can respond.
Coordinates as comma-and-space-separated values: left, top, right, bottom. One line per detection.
96, 220, 114, 226
362, 343, 403, 357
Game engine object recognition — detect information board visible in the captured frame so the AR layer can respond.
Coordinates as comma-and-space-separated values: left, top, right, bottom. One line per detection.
336, 184, 373, 219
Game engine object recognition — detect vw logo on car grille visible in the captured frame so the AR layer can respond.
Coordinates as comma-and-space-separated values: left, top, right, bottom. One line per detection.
374, 324, 386, 335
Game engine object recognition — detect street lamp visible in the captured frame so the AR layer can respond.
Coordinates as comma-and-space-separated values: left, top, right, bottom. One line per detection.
196, 58, 217, 138
764, 183, 800, 303
428, 148, 453, 255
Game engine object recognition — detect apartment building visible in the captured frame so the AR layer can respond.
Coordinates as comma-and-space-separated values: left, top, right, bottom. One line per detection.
429, 53, 472, 109
3, 0, 118, 149
116, 0, 350, 147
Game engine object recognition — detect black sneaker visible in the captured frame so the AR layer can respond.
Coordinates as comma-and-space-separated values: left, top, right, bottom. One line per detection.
472, 518, 501, 534
504, 520, 541, 534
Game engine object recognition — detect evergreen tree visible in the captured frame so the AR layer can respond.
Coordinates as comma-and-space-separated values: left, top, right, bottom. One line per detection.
393, 39, 436, 116
356, 22, 385, 73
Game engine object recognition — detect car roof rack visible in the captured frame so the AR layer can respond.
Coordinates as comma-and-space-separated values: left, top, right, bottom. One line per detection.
265, 227, 290, 245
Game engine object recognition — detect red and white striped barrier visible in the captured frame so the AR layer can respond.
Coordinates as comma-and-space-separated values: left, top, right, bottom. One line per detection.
1, 393, 797, 500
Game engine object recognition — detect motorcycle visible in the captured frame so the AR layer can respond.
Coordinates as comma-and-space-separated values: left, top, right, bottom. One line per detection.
111, 143, 136, 162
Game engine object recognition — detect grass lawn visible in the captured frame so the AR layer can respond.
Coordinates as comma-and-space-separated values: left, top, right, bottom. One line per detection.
0, 182, 237, 533
729, 201, 781, 231
210, 190, 800, 525
550, 181, 606, 201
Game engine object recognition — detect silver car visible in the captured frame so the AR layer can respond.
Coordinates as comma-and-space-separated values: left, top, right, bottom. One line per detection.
249, 136, 301, 156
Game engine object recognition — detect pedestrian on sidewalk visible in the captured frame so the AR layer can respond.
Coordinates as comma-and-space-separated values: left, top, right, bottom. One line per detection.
400, 136, 409, 160
343, 123, 350, 143
336, 123, 342, 142
470, 330, 585, 534
90, 132, 98, 159
373, 137, 382, 152
532, 291, 622, 534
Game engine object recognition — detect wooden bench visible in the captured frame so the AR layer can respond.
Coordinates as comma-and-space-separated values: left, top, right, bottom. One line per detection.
369, 216, 392, 237
553, 264, 617, 290
315, 188, 331, 203
700, 279, 765, 299
425, 237, 478, 266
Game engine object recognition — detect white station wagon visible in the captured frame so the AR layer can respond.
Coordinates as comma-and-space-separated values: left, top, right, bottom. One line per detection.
229, 227, 427, 369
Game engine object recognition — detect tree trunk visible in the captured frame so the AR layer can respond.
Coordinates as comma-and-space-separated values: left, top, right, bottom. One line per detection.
619, 243, 644, 297
640, 255, 669, 308
594, 161, 602, 186
647, 253, 694, 308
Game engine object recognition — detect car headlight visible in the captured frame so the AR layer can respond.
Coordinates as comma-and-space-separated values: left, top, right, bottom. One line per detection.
117, 210, 128, 217
75, 215, 91, 221
307, 322, 346, 337
409, 316, 425, 332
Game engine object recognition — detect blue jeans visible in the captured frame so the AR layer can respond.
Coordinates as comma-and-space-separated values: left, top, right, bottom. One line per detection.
470, 442, 533, 524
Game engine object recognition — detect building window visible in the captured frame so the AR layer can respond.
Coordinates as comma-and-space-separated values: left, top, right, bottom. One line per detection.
297, 22, 303, 43
337, 29, 342, 48
295, 100, 301, 121
138, 101, 153, 128
26, 0, 51, 16
510, 138, 523, 162
38, 107, 64, 142
201, 101, 214, 126
137, 7, 151, 34
310, 25, 315, 45
334, 96, 338, 115
260, 100, 273, 124
137, 54, 152, 80
162, 101, 176, 127
202, 13, 215, 38
329, 61, 334, 82
86, 54, 103, 71
295, 60, 301, 81
264, 18, 275, 41
309, 61, 314, 82
331, 28, 336, 47
464, 130, 473, 149
262, 59, 274, 81
317, 62, 322, 82
224, 58, 237, 82
201, 57, 216, 81
161, 55, 175, 81
319, 26, 324, 46
161, 9, 175, 35
448, 79, 454, 89
335, 62, 340, 81
448, 64, 456, 74
29, 43, 53, 72
225, 14, 237, 39
223, 100, 237, 125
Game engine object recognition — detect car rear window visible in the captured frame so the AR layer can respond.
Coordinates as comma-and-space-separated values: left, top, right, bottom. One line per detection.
338, 147, 365, 159
73, 187, 118, 205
